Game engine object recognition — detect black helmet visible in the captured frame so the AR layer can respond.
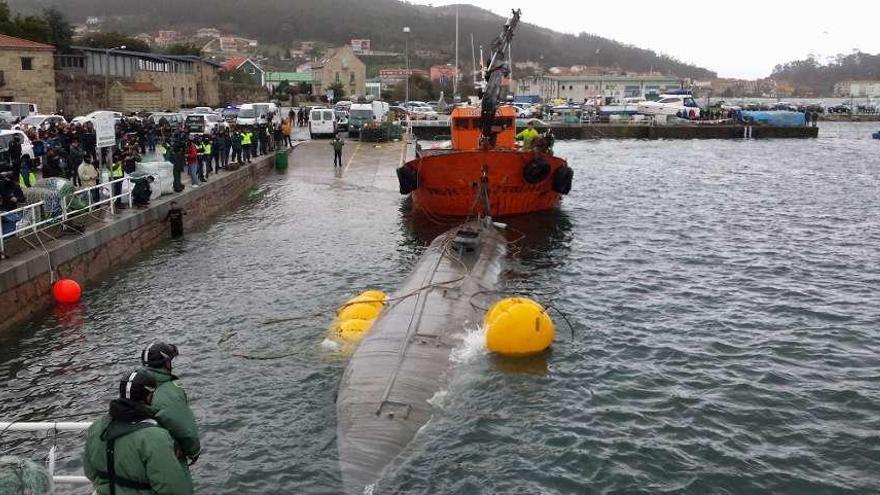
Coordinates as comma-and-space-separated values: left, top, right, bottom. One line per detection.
141, 342, 179, 368
119, 369, 157, 402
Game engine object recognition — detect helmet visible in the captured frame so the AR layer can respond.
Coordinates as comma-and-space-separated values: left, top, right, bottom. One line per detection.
119, 369, 157, 402
140, 342, 179, 368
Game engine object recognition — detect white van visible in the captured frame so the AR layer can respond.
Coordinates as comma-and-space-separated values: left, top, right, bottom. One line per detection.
237, 104, 262, 126
309, 108, 337, 139
0, 102, 38, 121
252, 102, 278, 123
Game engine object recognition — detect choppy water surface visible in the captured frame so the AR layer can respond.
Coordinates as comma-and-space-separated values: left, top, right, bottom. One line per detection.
2, 123, 879, 494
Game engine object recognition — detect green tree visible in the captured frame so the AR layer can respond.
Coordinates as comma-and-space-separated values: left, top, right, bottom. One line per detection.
42, 7, 72, 51
80, 32, 150, 53
391, 74, 437, 102
327, 81, 346, 101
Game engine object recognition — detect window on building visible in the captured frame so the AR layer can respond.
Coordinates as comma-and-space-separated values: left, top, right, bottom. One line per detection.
21, 57, 33, 70
336, 72, 340, 83
350, 72, 355, 84
181, 87, 185, 100
189, 87, 193, 98
569, 85, 573, 90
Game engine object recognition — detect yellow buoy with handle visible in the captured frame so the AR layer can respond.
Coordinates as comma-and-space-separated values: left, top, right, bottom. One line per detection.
485, 297, 554, 357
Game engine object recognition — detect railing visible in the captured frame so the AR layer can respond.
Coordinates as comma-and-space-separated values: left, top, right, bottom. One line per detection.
1, 176, 133, 257
0, 421, 93, 488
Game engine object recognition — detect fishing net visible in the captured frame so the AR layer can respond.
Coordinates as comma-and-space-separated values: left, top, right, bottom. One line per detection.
0, 456, 53, 495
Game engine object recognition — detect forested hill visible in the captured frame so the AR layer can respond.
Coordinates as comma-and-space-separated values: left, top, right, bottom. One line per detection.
771, 51, 880, 96
12, 0, 716, 79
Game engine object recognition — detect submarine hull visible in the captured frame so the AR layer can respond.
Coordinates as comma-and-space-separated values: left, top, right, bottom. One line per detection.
336, 221, 506, 493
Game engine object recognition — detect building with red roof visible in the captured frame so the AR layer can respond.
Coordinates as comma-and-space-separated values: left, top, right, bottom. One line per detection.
0, 33, 57, 113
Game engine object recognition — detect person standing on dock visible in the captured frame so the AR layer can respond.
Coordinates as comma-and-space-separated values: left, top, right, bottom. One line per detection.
140, 342, 201, 467
331, 134, 344, 170
83, 369, 193, 495
231, 129, 243, 166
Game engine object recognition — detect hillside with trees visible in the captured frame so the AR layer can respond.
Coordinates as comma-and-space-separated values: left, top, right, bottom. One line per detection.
771, 51, 880, 96
9, 0, 716, 79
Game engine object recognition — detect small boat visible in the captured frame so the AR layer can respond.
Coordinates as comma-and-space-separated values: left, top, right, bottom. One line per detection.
397, 10, 573, 218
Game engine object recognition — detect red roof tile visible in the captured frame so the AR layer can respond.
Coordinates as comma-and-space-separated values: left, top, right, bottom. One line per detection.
0, 33, 54, 51
221, 56, 247, 71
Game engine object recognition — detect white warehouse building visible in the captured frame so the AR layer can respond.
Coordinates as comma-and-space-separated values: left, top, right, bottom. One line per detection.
516, 74, 684, 102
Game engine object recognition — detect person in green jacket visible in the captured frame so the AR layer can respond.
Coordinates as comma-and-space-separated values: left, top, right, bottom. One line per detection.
515, 120, 541, 152
84, 369, 193, 495
141, 342, 201, 465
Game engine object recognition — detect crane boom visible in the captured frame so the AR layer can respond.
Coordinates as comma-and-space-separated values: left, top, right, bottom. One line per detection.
479, 8, 521, 147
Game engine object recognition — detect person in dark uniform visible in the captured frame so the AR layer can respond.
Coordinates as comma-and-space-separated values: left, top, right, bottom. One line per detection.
330, 134, 344, 170
164, 201, 186, 238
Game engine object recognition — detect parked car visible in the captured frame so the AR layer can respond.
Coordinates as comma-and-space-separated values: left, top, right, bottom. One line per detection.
185, 113, 228, 135
147, 112, 185, 126
0, 130, 35, 168
637, 94, 702, 118
71, 111, 123, 126
335, 110, 349, 132
412, 106, 439, 120
192, 106, 214, 114
309, 108, 337, 139
14, 114, 67, 131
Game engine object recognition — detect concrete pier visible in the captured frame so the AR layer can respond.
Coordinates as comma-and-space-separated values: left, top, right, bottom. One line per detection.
411, 122, 819, 140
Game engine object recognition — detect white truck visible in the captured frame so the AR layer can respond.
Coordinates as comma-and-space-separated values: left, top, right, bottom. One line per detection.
348, 101, 390, 137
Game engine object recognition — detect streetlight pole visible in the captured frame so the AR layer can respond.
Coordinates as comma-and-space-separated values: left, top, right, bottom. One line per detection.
403, 27, 410, 104
104, 45, 126, 109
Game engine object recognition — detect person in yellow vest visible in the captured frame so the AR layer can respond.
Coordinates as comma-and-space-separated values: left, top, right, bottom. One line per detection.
515, 120, 541, 152
110, 153, 125, 207
202, 137, 213, 178
196, 138, 207, 182
18, 157, 37, 188
241, 128, 253, 164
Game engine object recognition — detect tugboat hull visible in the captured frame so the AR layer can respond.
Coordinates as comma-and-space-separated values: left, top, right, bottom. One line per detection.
398, 150, 572, 217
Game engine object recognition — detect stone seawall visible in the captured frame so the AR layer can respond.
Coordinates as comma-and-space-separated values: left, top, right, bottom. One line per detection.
0, 149, 289, 334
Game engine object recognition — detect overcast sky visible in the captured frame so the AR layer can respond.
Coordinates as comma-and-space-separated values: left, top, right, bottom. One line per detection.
408, 0, 880, 79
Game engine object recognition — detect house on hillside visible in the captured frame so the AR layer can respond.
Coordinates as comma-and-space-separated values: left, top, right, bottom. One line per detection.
222, 57, 264, 86
311, 46, 366, 99
0, 33, 57, 113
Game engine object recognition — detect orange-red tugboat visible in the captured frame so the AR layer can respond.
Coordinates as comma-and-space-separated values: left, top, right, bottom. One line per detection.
397, 10, 573, 218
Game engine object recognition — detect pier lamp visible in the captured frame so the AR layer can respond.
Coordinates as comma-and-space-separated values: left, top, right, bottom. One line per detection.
104, 45, 127, 108
403, 27, 411, 105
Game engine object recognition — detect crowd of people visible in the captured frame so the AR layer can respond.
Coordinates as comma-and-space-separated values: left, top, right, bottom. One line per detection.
1, 111, 300, 239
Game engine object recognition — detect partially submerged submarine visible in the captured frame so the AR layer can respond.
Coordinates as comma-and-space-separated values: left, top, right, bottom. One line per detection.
335, 219, 506, 493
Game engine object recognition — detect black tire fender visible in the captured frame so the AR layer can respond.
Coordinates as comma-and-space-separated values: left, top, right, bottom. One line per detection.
552, 165, 573, 195
396, 166, 418, 195
523, 157, 551, 184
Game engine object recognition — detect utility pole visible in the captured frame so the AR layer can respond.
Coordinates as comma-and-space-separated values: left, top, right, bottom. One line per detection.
454, 5, 459, 100
104, 45, 126, 109
403, 26, 411, 104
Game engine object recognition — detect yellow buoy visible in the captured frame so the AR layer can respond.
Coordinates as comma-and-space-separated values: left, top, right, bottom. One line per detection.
485, 297, 554, 357
338, 302, 382, 321
327, 290, 388, 349
334, 318, 375, 344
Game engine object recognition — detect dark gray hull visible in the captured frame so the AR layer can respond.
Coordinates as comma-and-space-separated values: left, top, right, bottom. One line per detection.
336, 221, 506, 493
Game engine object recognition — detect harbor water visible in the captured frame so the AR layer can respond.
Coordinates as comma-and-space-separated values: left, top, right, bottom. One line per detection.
1, 123, 878, 494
